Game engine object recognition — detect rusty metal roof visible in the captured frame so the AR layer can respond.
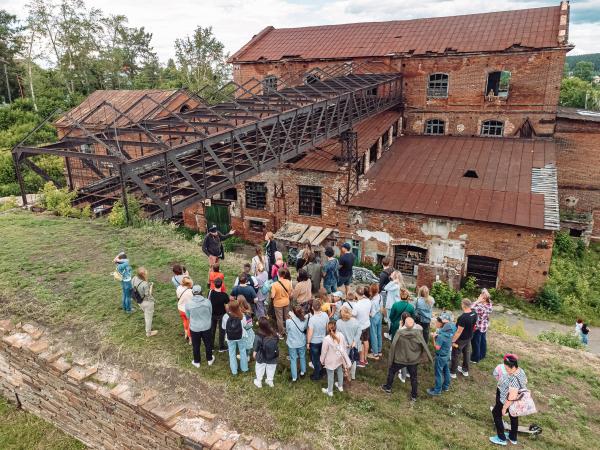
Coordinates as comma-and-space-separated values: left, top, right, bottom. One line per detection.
557, 107, 600, 123
348, 136, 558, 230
290, 110, 400, 172
232, 6, 563, 63
55, 89, 183, 128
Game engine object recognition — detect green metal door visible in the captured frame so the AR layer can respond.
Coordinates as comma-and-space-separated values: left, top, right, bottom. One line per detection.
205, 204, 230, 234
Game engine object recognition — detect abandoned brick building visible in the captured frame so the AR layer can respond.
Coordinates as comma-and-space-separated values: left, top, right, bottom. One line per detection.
15, 2, 596, 297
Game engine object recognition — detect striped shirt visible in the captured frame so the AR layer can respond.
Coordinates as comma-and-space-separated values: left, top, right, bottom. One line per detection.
498, 367, 528, 404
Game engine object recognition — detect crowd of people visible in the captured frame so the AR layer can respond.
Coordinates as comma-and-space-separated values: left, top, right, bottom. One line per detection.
112, 229, 537, 447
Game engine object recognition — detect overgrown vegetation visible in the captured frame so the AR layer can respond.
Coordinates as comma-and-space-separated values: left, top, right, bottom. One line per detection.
491, 318, 527, 339
38, 181, 90, 218
107, 195, 142, 227
538, 330, 585, 350
430, 276, 479, 310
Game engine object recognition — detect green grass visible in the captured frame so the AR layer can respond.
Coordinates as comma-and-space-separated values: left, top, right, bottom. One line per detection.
0, 397, 84, 450
1, 212, 600, 449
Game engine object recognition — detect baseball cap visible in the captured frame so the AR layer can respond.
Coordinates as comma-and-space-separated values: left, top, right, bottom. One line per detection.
331, 291, 345, 298
439, 311, 453, 323
341, 243, 351, 251
192, 285, 203, 295
208, 225, 218, 233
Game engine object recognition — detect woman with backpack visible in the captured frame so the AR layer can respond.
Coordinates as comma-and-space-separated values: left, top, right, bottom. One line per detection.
414, 286, 435, 344
132, 267, 158, 337
320, 321, 351, 397
113, 252, 133, 313
177, 276, 194, 343
336, 305, 361, 381
271, 267, 292, 337
253, 317, 280, 388
222, 299, 249, 375
368, 284, 384, 359
286, 305, 308, 382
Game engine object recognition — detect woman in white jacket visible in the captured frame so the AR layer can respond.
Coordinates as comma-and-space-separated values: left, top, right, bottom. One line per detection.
383, 271, 405, 339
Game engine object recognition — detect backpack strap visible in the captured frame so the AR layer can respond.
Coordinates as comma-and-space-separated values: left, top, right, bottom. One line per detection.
177, 288, 190, 301
277, 280, 289, 294
135, 280, 146, 300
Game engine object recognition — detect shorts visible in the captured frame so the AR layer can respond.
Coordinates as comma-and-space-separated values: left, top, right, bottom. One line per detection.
338, 274, 352, 286
360, 327, 370, 342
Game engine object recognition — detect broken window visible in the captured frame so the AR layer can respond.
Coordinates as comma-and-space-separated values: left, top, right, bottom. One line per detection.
424, 119, 445, 135
249, 220, 266, 233
179, 104, 191, 113
298, 185, 322, 216
392, 120, 399, 137
427, 73, 449, 98
485, 71, 511, 98
304, 73, 320, 85
369, 143, 378, 163
245, 182, 267, 209
481, 120, 504, 137
221, 188, 237, 201
263, 75, 278, 94
356, 154, 366, 175
367, 86, 378, 96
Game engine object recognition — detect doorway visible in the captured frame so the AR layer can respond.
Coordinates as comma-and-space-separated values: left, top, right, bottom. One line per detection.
466, 255, 499, 289
204, 202, 230, 234
393, 245, 427, 276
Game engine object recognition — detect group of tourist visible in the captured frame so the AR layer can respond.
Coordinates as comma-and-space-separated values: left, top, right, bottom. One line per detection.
113, 228, 536, 447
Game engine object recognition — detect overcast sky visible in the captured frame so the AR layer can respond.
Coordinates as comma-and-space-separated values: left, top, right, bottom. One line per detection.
2, 0, 599, 62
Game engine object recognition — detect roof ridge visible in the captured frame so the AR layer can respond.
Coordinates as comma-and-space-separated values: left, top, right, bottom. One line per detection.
229, 26, 275, 62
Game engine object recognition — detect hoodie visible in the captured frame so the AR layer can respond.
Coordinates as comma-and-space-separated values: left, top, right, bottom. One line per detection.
185, 294, 213, 332
434, 322, 456, 360
388, 326, 433, 366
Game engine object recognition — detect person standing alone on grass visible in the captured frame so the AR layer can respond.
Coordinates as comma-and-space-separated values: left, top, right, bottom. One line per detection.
320, 321, 350, 397
132, 267, 158, 337
253, 317, 279, 388
113, 252, 133, 313
427, 312, 456, 396
381, 317, 432, 401
322, 246, 339, 294
176, 276, 194, 343
337, 243, 355, 296
208, 277, 229, 352
471, 288, 493, 364
307, 299, 329, 381
202, 224, 235, 285
450, 298, 478, 378
414, 286, 435, 344
286, 306, 308, 382
185, 285, 215, 368
270, 267, 292, 338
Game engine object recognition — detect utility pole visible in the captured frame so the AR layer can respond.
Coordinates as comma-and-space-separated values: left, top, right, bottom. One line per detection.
0, 58, 12, 103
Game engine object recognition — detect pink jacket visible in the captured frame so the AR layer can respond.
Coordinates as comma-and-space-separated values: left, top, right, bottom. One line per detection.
320, 332, 351, 370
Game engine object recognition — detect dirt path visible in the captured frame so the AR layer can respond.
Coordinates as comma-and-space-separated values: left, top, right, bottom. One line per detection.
495, 312, 599, 355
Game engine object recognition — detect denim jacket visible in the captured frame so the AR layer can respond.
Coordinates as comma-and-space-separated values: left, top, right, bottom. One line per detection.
286, 314, 308, 348
323, 258, 339, 286
434, 322, 456, 360
116, 260, 132, 282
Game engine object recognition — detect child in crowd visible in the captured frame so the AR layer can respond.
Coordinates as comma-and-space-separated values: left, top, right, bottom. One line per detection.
171, 263, 189, 288
209, 264, 226, 291
239, 297, 255, 360
427, 312, 456, 396
253, 317, 279, 388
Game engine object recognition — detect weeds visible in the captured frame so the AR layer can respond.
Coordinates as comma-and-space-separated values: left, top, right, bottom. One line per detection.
538, 330, 585, 350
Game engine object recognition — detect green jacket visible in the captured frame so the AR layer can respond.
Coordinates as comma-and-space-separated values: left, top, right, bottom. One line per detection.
388, 326, 433, 367
389, 301, 415, 338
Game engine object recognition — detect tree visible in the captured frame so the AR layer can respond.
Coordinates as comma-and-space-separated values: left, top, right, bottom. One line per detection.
559, 76, 600, 109
0, 10, 24, 104
572, 61, 595, 82
174, 26, 230, 94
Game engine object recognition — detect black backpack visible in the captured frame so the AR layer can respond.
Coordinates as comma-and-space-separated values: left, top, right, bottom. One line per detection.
262, 336, 280, 360
132, 280, 145, 304
226, 317, 243, 340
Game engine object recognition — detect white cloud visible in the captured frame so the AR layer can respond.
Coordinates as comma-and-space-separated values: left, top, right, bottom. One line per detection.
1, 0, 599, 60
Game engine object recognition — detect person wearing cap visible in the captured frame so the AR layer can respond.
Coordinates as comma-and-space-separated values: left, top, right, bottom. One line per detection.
337, 243, 355, 296
202, 224, 235, 285
185, 285, 215, 368
427, 311, 456, 396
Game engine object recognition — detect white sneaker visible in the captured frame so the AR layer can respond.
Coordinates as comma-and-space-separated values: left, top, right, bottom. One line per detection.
309, 362, 314, 369
458, 367, 469, 377
406, 373, 411, 378
384, 332, 391, 340
321, 388, 333, 397
191, 360, 200, 368
450, 373, 457, 379
335, 382, 343, 392
253, 379, 262, 388
266, 380, 274, 388
398, 373, 406, 383
207, 356, 216, 366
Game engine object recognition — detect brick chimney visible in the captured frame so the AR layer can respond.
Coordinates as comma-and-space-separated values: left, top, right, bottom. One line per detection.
558, 1, 570, 45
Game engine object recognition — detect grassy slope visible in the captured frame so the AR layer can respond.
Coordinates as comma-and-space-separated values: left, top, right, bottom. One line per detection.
0, 397, 84, 450
1, 212, 599, 449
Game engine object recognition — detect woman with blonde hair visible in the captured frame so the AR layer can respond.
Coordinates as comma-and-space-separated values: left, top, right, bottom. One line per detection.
320, 321, 351, 397
336, 305, 361, 380
368, 284, 383, 358
251, 246, 266, 277
414, 285, 435, 343
132, 267, 158, 337
176, 276, 194, 343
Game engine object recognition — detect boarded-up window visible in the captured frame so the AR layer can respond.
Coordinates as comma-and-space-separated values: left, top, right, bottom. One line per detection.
466, 255, 499, 289
249, 220, 266, 233
394, 245, 427, 276
245, 182, 267, 209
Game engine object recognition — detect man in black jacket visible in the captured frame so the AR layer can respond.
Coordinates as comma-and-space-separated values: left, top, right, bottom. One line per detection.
202, 224, 235, 284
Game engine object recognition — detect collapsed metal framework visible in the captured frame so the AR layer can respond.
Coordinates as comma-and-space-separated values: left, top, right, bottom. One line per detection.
12, 62, 403, 220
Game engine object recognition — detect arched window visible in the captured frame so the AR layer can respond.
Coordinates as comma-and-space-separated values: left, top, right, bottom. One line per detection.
424, 119, 445, 135
262, 75, 278, 94
427, 73, 449, 98
481, 120, 504, 137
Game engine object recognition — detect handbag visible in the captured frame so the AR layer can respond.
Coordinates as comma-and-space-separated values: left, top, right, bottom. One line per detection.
113, 270, 123, 282
508, 389, 537, 417
348, 346, 360, 362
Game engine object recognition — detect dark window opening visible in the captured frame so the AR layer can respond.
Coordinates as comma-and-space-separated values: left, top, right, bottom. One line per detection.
369, 143, 378, 163
481, 120, 504, 137
424, 119, 445, 135
350, 239, 361, 259
384, 129, 391, 146
394, 245, 427, 276
367, 86, 377, 96
486, 71, 511, 98
263, 75, 278, 94
221, 188, 237, 201
392, 121, 399, 137
304, 73, 320, 85
427, 73, 449, 98
245, 182, 267, 210
356, 154, 366, 175
249, 220, 266, 233
463, 170, 479, 178
179, 104, 191, 113
466, 255, 499, 289
569, 228, 583, 237
286, 153, 307, 164
298, 185, 322, 216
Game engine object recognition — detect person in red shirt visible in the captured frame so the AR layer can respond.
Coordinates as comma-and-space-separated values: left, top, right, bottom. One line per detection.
209, 264, 226, 291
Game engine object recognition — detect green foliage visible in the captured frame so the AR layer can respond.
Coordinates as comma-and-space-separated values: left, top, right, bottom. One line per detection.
460, 276, 479, 298
38, 181, 83, 218
566, 53, 600, 70
554, 230, 577, 255
536, 284, 563, 313
354, 259, 383, 274
0, 196, 18, 212
572, 61, 595, 82
559, 76, 600, 109
430, 281, 462, 310
538, 330, 584, 350
491, 318, 527, 338
107, 195, 142, 227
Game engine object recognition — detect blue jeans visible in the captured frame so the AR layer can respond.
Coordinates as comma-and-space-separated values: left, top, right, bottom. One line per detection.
370, 312, 383, 354
470, 330, 487, 363
288, 346, 306, 380
309, 343, 323, 380
324, 282, 337, 294
582, 334, 589, 345
227, 339, 248, 375
433, 355, 451, 393
121, 280, 132, 312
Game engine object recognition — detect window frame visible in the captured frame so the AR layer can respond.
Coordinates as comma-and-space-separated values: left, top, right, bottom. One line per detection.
248, 219, 266, 233
298, 185, 322, 217
245, 182, 267, 210
485, 70, 511, 98
424, 118, 446, 135
480, 120, 504, 137
427, 73, 449, 98
262, 75, 278, 94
